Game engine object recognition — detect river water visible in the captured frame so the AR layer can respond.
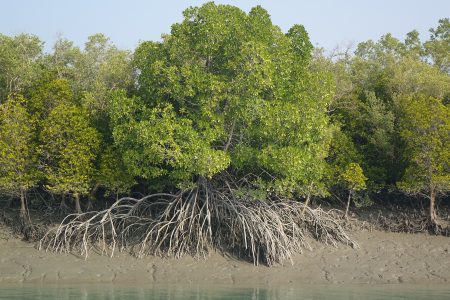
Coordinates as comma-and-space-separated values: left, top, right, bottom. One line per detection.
1, 284, 449, 299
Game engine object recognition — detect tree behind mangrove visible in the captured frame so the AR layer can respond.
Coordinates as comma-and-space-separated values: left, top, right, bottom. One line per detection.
0, 95, 39, 223
40, 103, 100, 213
398, 94, 450, 225
0, 34, 44, 100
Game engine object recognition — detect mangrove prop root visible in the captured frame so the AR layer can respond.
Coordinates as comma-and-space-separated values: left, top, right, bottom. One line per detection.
39, 188, 358, 266
374, 207, 450, 236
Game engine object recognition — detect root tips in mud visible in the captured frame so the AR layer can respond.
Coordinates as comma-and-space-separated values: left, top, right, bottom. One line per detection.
39, 183, 357, 266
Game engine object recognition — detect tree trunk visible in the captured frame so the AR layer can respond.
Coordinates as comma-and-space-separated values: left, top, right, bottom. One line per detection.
301, 183, 314, 216
87, 184, 99, 211
429, 188, 437, 224
60, 193, 68, 210
74, 193, 82, 214
344, 190, 352, 219
86, 197, 93, 211
19, 188, 30, 225
301, 193, 311, 215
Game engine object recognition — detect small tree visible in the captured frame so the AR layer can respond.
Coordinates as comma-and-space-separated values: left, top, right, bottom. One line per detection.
40, 103, 100, 213
340, 163, 367, 218
398, 94, 450, 224
0, 95, 39, 223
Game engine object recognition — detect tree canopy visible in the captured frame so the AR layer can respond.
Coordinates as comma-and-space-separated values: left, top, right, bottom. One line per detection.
128, 3, 333, 197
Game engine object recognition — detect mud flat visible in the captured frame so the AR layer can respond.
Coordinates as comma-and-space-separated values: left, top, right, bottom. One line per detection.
1, 225, 449, 286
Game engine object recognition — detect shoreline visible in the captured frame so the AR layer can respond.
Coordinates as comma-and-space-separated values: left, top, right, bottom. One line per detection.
1, 227, 450, 285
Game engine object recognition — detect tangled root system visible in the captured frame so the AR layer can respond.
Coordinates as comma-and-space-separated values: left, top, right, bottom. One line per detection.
39, 181, 357, 266
373, 206, 450, 236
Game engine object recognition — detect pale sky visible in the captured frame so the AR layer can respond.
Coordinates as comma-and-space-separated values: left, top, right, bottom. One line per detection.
1, 0, 449, 52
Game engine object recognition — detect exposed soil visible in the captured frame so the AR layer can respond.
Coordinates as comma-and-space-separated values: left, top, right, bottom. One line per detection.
1, 217, 449, 285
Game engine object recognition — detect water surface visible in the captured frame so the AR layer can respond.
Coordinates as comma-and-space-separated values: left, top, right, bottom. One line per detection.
1, 284, 449, 299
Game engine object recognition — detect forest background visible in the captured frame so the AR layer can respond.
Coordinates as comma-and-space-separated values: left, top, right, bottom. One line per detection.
0, 2, 449, 264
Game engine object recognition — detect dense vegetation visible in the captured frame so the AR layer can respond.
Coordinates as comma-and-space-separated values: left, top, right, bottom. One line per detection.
1, 3, 449, 264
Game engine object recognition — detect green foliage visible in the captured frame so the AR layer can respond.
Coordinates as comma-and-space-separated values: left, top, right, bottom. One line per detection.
358, 92, 396, 184
45, 34, 133, 137
334, 90, 397, 186
77, 34, 133, 115
340, 162, 368, 216
397, 94, 450, 196
326, 20, 450, 191
132, 2, 333, 196
96, 146, 136, 198
424, 18, 450, 73
404, 30, 423, 58
28, 79, 74, 120
40, 103, 101, 196
389, 56, 450, 100
340, 163, 367, 191
326, 125, 362, 179
46, 36, 81, 80
0, 95, 39, 195
0, 34, 44, 99
108, 90, 230, 183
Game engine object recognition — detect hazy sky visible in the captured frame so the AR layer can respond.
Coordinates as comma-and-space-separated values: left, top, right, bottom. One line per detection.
1, 0, 449, 52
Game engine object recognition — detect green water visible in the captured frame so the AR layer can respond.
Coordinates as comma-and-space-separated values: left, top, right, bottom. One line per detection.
1, 284, 450, 299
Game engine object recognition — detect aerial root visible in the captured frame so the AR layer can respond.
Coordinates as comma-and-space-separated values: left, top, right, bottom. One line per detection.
39, 186, 358, 266
373, 206, 450, 235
